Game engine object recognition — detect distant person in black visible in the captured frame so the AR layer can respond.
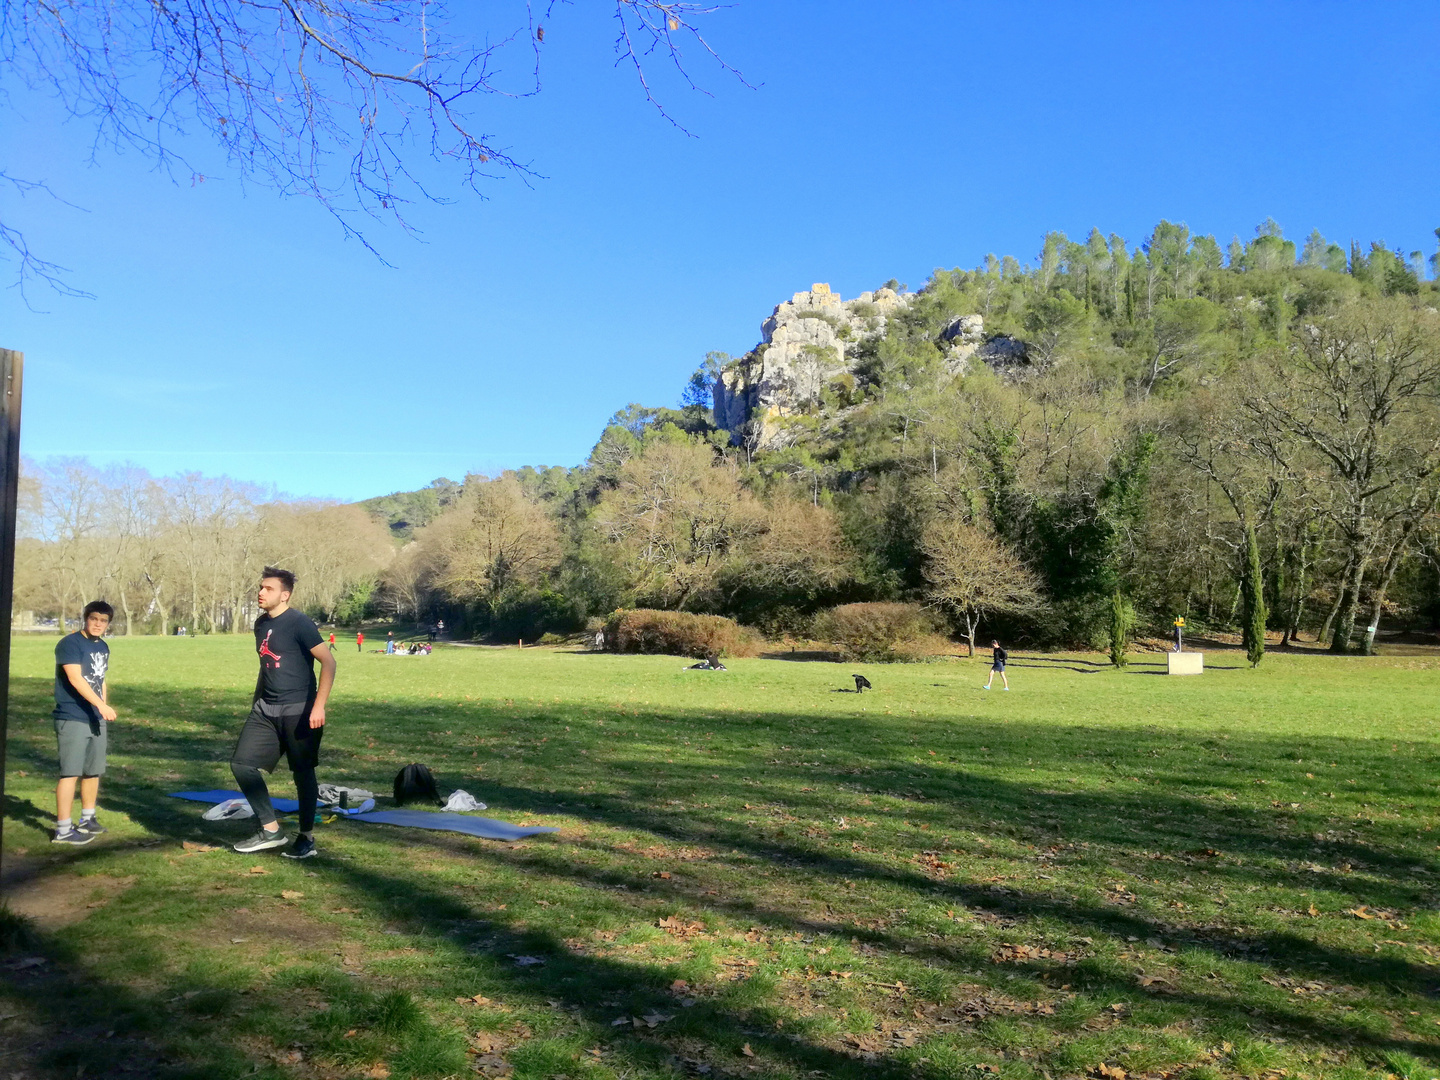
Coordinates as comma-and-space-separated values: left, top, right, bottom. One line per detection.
228, 567, 337, 859
983, 639, 1010, 691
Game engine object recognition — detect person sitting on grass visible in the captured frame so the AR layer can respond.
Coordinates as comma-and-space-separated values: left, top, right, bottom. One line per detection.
52, 600, 117, 845
983, 639, 1010, 691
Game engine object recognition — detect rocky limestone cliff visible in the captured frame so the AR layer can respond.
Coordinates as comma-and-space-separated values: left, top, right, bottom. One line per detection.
714, 283, 1025, 450
713, 283, 909, 449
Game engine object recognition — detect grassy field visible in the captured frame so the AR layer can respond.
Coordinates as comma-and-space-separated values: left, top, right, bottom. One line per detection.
3, 636, 1440, 1080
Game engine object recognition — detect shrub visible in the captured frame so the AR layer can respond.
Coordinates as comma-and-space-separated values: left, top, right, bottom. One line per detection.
604, 609, 763, 658
813, 602, 941, 662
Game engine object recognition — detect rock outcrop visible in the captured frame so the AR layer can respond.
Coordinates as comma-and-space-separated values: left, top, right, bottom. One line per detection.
713, 283, 909, 449
713, 282, 1030, 450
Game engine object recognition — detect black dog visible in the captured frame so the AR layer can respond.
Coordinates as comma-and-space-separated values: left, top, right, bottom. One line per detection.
853, 674, 872, 693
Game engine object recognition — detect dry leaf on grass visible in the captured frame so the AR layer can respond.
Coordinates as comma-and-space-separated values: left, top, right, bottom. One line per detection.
281, 890, 304, 901
247, 866, 268, 875
741, 1042, 755, 1057
181, 841, 219, 853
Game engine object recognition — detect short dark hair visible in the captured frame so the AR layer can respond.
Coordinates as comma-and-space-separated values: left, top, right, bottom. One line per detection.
83, 600, 114, 621
261, 566, 296, 593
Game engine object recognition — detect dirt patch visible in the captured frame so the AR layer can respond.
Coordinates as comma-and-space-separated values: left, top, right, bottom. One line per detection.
186, 902, 342, 952
3, 870, 137, 931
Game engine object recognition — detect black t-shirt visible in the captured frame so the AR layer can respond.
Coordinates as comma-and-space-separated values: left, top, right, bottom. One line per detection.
992, 646, 1008, 665
254, 608, 324, 704
54, 631, 109, 722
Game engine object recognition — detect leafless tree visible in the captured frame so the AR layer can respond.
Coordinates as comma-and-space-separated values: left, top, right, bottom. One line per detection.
1, 1, 744, 292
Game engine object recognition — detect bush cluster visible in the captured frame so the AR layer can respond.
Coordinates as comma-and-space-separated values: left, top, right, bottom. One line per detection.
812, 602, 946, 662
603, 609, 763, 658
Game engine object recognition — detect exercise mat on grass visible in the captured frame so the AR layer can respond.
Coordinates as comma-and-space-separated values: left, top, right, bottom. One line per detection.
168, 791, 554, 840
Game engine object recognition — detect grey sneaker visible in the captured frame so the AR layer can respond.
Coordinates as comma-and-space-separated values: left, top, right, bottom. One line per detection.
52, 826, 95, 846
75, 816, 107, 835
234, 829, 289, 853
282, 834, 317, 859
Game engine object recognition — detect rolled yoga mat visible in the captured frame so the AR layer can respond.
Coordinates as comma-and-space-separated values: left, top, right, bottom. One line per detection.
170, 791, 558, 841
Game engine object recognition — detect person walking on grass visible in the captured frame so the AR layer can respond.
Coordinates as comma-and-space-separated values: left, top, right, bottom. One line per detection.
356, 630, 364, 653
52, 601, 116, 845
983, 639, 1010, 691
228, 567, 336, 859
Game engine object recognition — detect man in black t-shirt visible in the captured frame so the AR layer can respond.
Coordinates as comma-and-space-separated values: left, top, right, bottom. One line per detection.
228, 566, 337, 858
983, 639, 1010, 691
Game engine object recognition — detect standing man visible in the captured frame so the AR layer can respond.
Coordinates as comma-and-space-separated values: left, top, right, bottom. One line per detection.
983, 639, 1010, 691
52, 601, 116, 845
228, 567, 336, 859
356, 630, 364, 653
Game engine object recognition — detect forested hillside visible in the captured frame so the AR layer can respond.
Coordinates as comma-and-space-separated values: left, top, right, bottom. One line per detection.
17, 220, 1440, 655
364, 220, 1440, 654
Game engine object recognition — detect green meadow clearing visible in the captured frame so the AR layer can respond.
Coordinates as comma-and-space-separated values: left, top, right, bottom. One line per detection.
3, 637, 1440, 1080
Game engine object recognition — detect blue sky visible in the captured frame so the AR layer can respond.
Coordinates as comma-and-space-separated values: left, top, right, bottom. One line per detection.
3, 1, 1436, 502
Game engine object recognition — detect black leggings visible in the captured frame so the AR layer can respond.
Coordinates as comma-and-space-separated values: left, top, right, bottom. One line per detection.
231, 762, 318, 833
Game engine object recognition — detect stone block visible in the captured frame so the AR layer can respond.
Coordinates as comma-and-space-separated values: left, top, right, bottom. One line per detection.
1167, 652, 1204, 675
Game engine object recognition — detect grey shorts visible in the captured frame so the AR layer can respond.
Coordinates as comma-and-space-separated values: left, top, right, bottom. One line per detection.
55, 718, 107, 777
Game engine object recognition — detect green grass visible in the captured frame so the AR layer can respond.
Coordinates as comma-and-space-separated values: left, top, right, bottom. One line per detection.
4, 636, 1440, 1080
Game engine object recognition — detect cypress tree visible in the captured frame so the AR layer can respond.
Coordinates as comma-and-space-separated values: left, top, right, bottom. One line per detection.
1109, 589, 1129, 668
1242, 521, 1267, 667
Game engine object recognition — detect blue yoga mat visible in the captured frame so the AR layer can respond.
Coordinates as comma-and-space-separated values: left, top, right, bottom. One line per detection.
169, 791, 557, 841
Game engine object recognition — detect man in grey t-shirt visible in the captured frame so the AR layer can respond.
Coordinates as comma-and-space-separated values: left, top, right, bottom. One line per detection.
52, 601, 117, 845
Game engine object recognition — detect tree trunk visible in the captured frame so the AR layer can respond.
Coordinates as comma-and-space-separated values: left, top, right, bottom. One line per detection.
1319, 554, 1353, 645
1242, 521, 1266, 667
1330, 549, 1369, 654
1362, 531, 1411, 655
1284, 535, 1312, 646
963, 611, 977, 657
119, 593, 133, 636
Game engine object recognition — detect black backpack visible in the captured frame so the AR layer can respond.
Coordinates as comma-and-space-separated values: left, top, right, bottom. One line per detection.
393, 763, 441, 806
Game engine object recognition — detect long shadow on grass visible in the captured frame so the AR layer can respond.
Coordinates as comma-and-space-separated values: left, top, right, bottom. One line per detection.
75, 760, 1440, 1072
10, 675, 1440, 1072
99, 779, 1440, 1073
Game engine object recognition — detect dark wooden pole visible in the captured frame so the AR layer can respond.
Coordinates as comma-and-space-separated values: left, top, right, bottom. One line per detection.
0, 349, 24, 872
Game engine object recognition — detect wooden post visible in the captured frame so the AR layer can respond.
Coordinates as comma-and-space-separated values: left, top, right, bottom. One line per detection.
0, 350, 24, 875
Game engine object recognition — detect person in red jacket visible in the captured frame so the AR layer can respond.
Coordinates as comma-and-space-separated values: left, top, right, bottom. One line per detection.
356, 631, 364, 653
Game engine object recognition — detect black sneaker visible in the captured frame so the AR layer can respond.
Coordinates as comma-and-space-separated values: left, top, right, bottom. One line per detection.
52, 827, 95, 846
75, 816, 107, 836
282, 834, 317, 859
233, 829, 289, 853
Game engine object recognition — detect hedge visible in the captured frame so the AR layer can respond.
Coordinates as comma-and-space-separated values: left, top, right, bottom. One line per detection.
603, 609, 764, 658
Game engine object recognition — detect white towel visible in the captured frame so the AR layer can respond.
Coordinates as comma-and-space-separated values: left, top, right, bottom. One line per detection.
442, 789, 487, 812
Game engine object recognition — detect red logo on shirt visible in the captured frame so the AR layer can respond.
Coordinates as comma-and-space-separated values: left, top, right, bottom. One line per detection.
258, 630, 283, 668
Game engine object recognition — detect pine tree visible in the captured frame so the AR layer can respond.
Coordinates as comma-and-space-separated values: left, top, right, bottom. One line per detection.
1242, 521, 1267, 667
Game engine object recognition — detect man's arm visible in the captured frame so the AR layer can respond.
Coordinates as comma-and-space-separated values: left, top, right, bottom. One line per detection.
62, 664, 117, 722
308, 644, 336, 729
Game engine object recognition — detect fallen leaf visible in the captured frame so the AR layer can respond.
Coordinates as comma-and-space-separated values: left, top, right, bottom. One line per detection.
1347, 906, 1375, 920
363, 1066, 390, 1080
741, 1042, 755, 1057
281, 890, 304, 901
670, 979, 689, 992
247, 866, 269, 875
182, 841, 219, 853
1308, 904, 1320, 917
